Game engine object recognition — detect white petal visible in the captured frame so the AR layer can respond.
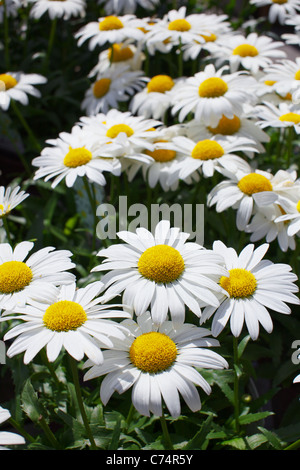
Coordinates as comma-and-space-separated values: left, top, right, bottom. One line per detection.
212, 298, 234, 337
230, 299, 245, 337
132, 373, 151, 417
156, 370, 181, 418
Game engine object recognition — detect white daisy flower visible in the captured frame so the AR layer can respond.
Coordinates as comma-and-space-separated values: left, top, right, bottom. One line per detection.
212, 32, 286, 74
274, 196, 300, 236
185, 112, 270, 156
171, 64, 255, 126
78, 108, 160, 173
247, 168, 300, 208
254, 74, 294, 104
207, 166, 299, 231
81, 65, 146, 116
92, 220, 227, 325
32, 125, 117, 188
97, 0, 159, 15
0, 72, 47, 111
263, 58, 300, 99
282, 14, 300, 45
0, 406, 25, 450
0, 185, 29, 219
180, 14, 232, 60
249, 0, 300, 24
142, 19, 175, 56
75, 14, 145, 50
282, 30, 300, 46
201, 241, 300, 340
292, 86, 300, 104
1, 281, 131, 365
0, 0, 21, 23
88, 42, 144, 77
145, 6, 212, 52
169, 135, 258, 182
130, 74, 179, 120
256, 101, 300, 134
245, 203, 298, 252
79, 108, 160, 152
28, 0, 86, 20
137, 125, 188, 191
0, 241, 75, 310
284, 12, 300, 29
83, 311, 228, 418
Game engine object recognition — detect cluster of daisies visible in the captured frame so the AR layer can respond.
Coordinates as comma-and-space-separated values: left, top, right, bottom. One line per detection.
21, 3, 300, 251
0, 216, 299, 421
1, 0, 300, 443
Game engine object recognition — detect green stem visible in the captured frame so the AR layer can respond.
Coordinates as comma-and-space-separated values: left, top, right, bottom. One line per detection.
38, 414, 62, 449
11, 101, 42, 152
160, 414, 173, 450
69, 355, 97, 450
126, 403, 135, 427
44, 18, 57, 73
284, 438, 300, 450
178, 37, 183, 78
40, 349, 61, 390
3, 0, 10, 70
2, 216, 12, 245
82, 176, 97, 251
233, 336, 240, 435
8, 416, 35, 444
286, 126, 294, 169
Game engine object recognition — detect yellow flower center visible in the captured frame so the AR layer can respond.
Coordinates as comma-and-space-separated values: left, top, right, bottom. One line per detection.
238, 173, 273, 195
279, 113, 300, 124
146, 141, 177, 162
0, 203, 10, 217
0, 73, 17, 90
296, 200, 300, 212
93, 78, 111, 98
294, 70, 300, 80
0, 80, 5, 92
278, 205, 290, 225
43, 300, 87, 332
168, 19, 191, 32
108, 43, 134, 62
191, 139, 225, 160
147, 75, 175, 93
279, 92, 292, 100
129, 332, 177, 373
0, 261, 33, 294
138, 244, 185, 283
63, 146, 92, 168
200, 32, 217, 42
208, 114, 241, 135
232, 44, 259, 57
220, 268, 257, 298
271, 0, 287, 3
99, 16, 124, 31
198, 77, 228, 98
106, 124, 134, 139
264, 80, 277, 86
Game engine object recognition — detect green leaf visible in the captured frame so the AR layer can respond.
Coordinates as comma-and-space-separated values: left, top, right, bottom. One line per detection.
108, 416, 121, 450
257, 426, 284, 450
21, 379, 48, 423
238, 335, 251, 359
239, 411, 274, 426
183, 414, 214, 450
246, 433, 269, 449
221, 437, 247, 450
